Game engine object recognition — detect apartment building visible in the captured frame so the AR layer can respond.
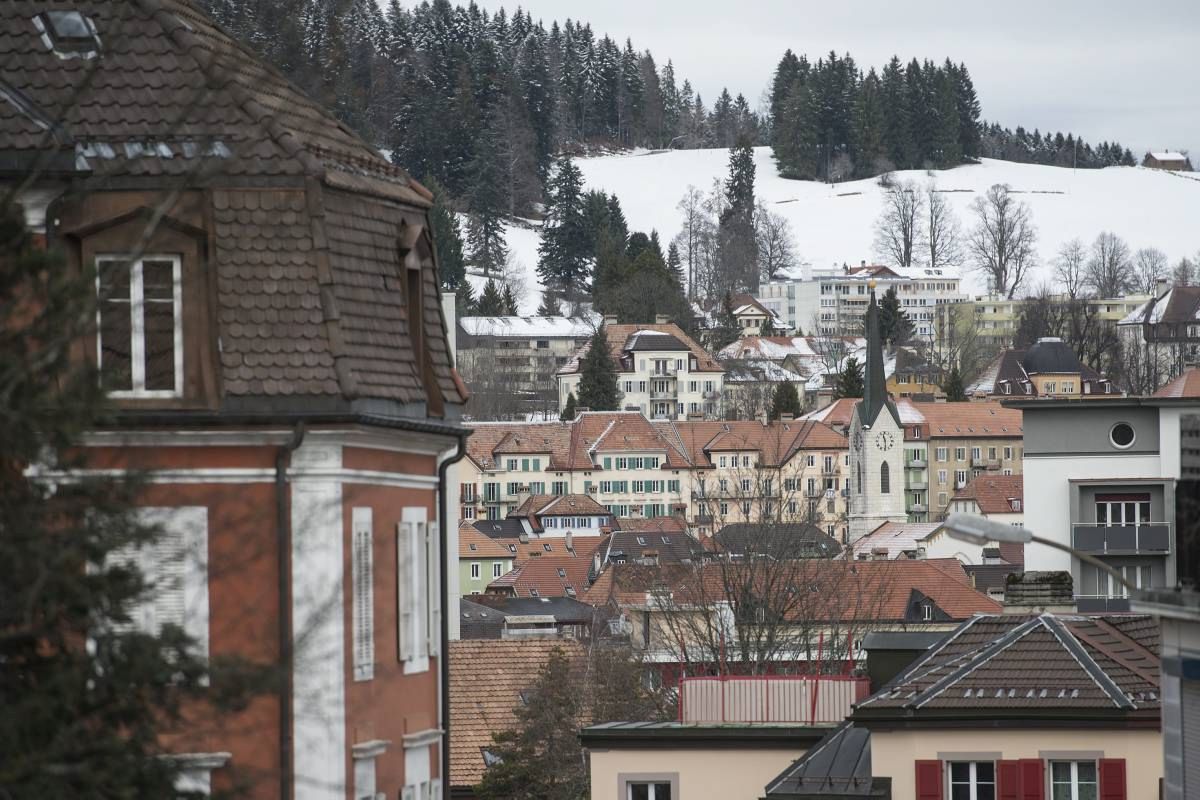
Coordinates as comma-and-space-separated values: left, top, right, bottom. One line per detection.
557, 320, 725, 420
914, 401, 1024, 520
1118, 284, 1200, 387
968, 337, 1116, 399
456, 314, 594, 410
941, 293, 1151, 352
758, 263, 967, 340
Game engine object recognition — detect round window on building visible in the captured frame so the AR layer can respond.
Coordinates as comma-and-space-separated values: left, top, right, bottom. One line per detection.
1109, 422, 1136, 449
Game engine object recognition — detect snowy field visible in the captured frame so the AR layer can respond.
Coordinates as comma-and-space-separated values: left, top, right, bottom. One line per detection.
491, 146, 1200, 313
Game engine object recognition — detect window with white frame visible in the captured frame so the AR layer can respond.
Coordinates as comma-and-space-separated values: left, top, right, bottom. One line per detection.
470, 562, 480, 580
948, 761, 994, 800
626, 779, 675, 799
401, 737, 440, 800
107, 506, 209, 660
97, 255, 183, 396
936, 447, 948, 462
398, 507, 439, 674
352, 508, 374, 681
493, 561, 503, 578
1050, 760, 1097, 800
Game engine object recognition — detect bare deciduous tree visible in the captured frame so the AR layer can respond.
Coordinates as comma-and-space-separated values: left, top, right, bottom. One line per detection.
873, 180, 922, 269
1053, 238, 1088, 299
921, 182, 963, 272
967, 183, 1037, 298
1084, 232, 1132, 298
754, 200, 799, 282
1132, 247, 1169, 295
675, 185, 707, 300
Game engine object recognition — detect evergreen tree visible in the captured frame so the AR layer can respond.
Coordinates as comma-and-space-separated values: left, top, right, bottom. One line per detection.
476, 279, 506, 316
466, 113, 509, 275
426, 176, 466, 290
932, 68, 962, 167
835, 356, 865, 399
576, 327, 622, 411
501, 283, 519, 315
852, 68, 887, 176
537, 290, 561, 317
943, 366, 967, 402
719, 136, 758, 293
877, 287, 914, 346
537, 157, 591, 307
769, 381, 802, 419
666, 241, 685, 287
0, 204, 261, 796
560, 392, 577, 421
456, 279, 477, 316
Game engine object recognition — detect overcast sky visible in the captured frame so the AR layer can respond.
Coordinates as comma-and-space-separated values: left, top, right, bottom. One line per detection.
469, 0, 1200, 157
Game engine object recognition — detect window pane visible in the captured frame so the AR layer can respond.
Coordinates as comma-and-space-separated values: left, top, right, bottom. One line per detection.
653, 783, 671, 800
1052, 787, 1071, 800
950, 763, 970, 782
143, 295, 177, 390
142, 260, 175, 301
1078, 786, 1097, 800
1076, 762, 1096, 782
98, 261, 133, 390
629, 784, 650, 800
951, 786, 971, 800
976, 762, 995, 783
1052, 762, 1072, 782
977, 786, 995, 800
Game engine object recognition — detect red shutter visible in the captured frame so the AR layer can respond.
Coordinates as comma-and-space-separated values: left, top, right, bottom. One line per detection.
1018, 759, 1044, 800
997, 760, 1021, 800
1099, 758, 1127, 800
916, 760, 943, 800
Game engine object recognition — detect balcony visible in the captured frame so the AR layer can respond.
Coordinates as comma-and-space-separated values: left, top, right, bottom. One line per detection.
805, 489, 823, 499
1075, 596, 1132, 614
650, 388, 677, 400
907, 481, 928, 492
971, 456, 1001, 470
909, 503, 928, 514
650, 366, 678, 377
702, 390, 721, 400
906, 459, 927, 469
1072, 523, 1171, 554
650, 412, 679, 422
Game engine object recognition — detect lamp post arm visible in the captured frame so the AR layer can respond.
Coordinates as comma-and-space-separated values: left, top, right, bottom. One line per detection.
1028, 534, 1137, 592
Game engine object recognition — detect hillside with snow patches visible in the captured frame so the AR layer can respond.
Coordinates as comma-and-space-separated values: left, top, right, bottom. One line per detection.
487, 147, 1200, 315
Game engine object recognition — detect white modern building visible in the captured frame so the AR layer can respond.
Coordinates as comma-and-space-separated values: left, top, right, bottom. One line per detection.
757, 263, 967, 340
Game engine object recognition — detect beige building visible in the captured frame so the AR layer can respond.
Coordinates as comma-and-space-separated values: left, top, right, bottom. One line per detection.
557, 319, 725, 421
938, 294, 1150, 354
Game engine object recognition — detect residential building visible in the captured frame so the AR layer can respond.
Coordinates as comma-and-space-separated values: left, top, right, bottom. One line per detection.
1118, 285, 1200, 386
602, 517, 703, 565
851, 520, 1021, 567
941, 293, 1150, 353
720, 359, 808, 421
731, 292, 786, 335
1016, 394, 1200, 611
848, 288, 909, 540
485, 551, 602, 599
1143, 151, 1192, 170
458, 596, 596, 639
3, 3, 464, 797
458, 526, 515, 596
885, 347, 944, 401
557, 319, 725, 420
913, 401, 1024, 520
767, 612, 1161, 800
758, 263, 967, 340
968, 337, 1117, 399
949, 473, 1024, 525
448, 639, 585, 798
455, 314, 594, 414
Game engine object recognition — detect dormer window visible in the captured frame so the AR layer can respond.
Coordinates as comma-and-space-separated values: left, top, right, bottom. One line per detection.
97, 255, 182, 397
33, 11, 101, 59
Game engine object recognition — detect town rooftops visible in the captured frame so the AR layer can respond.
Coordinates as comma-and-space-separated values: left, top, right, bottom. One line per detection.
713, 522, 841, 560
486, 551, 601, 599
851, 521, 944, 561
458, 526, 515, 559
558, 322, 723, 375
1119, 285, 1200, 326
448, 639, 585, 789
458, 315, 596, 338
2, 0, 464, 415
1153, 367, 1200, 398
853, 613, 1160, 722
952, 474, 1024, 514
511, 493, 610, 519
969, 345, 1109, 397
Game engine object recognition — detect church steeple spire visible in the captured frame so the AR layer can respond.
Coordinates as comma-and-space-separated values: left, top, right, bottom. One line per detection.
860, 282, 894, 426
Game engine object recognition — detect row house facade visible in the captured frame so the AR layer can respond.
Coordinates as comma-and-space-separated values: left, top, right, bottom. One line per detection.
1119, 284, 1200, 387
556, 320, 726, 420
3, 2, 466, 798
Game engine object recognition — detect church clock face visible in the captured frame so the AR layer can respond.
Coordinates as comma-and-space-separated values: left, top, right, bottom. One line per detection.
876, 431, 895, 451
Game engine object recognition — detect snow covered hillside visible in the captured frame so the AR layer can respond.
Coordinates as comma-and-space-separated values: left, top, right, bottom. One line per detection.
493, 147, 1200, 313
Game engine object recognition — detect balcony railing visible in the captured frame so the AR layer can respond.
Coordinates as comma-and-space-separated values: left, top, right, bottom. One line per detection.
908, 481, 928, 492
971, 456, 1001, 469
702, 390, 721, 400
650, 366, 678, 376
1075, 595, 1133, 614
650, 389, 677, 400
909, 503, 928, 514
1071, 523, 1171, 554
679, 675, 870, 725
906, 459, 927, 469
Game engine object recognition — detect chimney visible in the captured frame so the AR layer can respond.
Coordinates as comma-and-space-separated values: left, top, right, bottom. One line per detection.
861, 260, 866, 268
1155, 276, 1170, 298
442, 291, 457, 366
655, 314, 670, 325
603, 314, 619, 326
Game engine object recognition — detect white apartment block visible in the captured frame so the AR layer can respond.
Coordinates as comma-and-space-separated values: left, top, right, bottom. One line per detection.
557, 321, 725, 421
758, 263, 966, 340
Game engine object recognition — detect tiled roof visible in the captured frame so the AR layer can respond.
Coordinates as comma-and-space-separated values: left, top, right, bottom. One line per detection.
604, 528, 704, 565
448, 639, 586, 787
467, 413, 693, 471
465, 421, 572, 469
459, 526, 515, 559
908, 401, 1023, 438
855, 613, 1160, 718
968, 348, 1106, 397
559, 323, 723, 375
612, 516, 689, 534
801, 398, 859, 430
1153, 368, 1200, 398
2, 0, 462, 411
512, 493, 610, 518
487, 553, 599, 599
953, 474, 1024, 515
851, 522, 944, 560
459, 598, 506, 639
483, 534, 605, 562
714, 523, 842, 559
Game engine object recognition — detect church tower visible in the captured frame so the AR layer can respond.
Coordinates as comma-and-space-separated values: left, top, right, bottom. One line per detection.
848, 284, 907, 541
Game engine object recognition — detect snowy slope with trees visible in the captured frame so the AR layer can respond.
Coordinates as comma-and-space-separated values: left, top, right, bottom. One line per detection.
557, 147, 1200, 299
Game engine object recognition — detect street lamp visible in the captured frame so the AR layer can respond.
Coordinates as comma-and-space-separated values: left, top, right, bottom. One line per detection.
943, 513, 1136, 592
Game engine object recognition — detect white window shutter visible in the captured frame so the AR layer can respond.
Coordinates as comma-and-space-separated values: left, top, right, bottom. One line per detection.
397, 521, 414, 662
429, 778, 442, 800
401, 788, 416, 800
425, 521, 440, 659
152, 514, 186, 636
413, 521, 428, 659
352, 508, 374, 681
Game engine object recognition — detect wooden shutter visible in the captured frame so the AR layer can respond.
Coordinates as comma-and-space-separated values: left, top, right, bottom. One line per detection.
1018, 759, 1044, 800
1099, 759, 1126, 800
352, 508, 374, 681
413, 520, 428, 659
425, 521, 440, 659
397, 521, 413, 662
915, 760, 942, 800
997, 760, 1021, 800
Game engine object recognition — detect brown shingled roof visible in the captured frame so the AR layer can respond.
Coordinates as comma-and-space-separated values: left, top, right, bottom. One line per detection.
558, 322, 723, 375
487, 554, 599, 599
855, 613, 1160, 720
512, 494, 610, 518
953, 474, 1024, 515
448, 639, 586, 788
459, 526, 516, 559
913, 401, 1023, 438
1153, 368, 1200, 398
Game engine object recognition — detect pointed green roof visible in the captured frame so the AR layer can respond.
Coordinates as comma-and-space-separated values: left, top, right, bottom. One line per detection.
858, 286, 899, 428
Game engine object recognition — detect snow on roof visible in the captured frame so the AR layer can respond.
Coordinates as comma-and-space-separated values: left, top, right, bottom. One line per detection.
724, 360, 805, 383
459, 314, 597, 338
1151, 151, 1187, 161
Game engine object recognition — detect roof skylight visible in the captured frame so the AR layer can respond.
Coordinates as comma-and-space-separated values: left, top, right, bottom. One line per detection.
34, 11, 101, 59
